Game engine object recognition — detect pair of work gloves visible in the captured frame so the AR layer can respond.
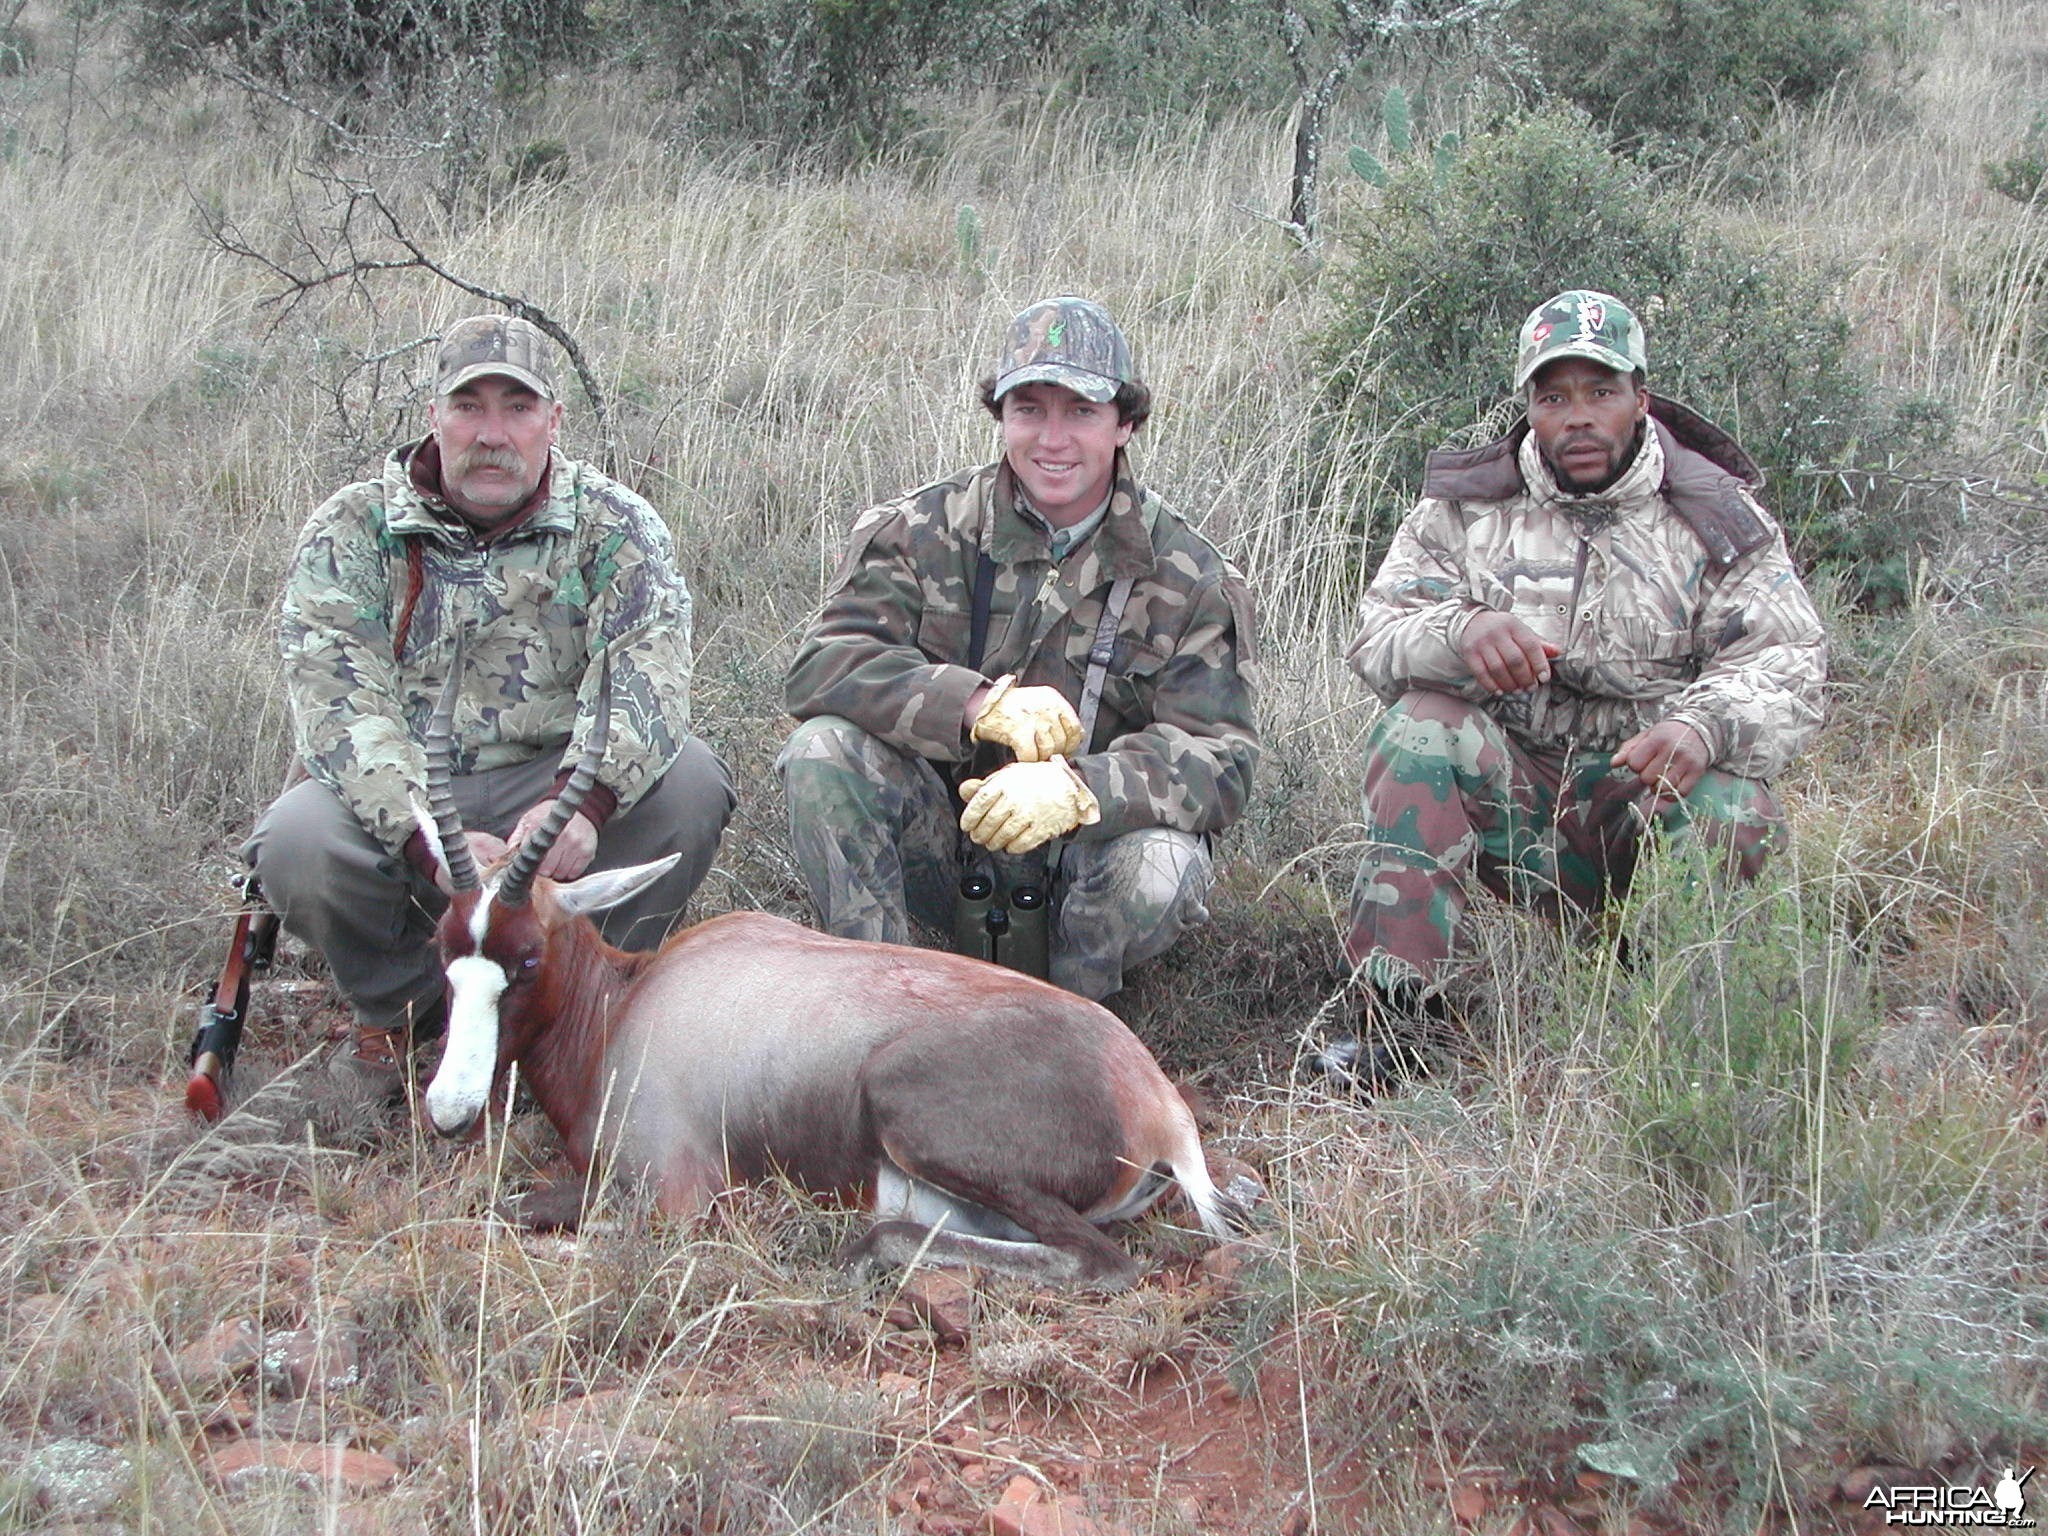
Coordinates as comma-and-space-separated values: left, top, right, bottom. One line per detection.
960, 674, 1101, 854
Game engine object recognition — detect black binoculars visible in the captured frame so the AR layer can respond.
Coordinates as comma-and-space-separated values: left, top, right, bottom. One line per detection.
952, 868, 1049, 979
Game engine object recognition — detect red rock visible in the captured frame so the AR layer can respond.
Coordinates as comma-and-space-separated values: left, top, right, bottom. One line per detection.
1197, 1243, 1246, 1289
200, 1391, 260, 1435
984, 1478, 1115, 1536
174, 1319, 264, 1388
204, 1439, 399, 1493
1449, 1478, 1490, 1524
898, 1273, 974, 1344
1532, 1507, 1589, 1536
521, 1397, 672, 1467
274, 1322, 361, 1398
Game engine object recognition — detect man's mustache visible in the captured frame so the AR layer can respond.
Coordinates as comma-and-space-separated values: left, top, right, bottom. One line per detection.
448, 446, 527, 476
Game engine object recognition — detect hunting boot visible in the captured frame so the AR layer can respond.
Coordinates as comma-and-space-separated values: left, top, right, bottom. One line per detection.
1305, 982, 1444, 1096
328, 997, 445, 1106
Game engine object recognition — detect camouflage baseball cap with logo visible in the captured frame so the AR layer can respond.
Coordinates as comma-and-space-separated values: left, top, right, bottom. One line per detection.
433, 314, 558, 400
990, 297, 1135, 404
1513, 290, 1648, 391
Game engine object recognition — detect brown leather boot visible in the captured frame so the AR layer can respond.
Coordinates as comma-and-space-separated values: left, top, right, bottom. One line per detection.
326, 998, 443, 1106
327, 1023, 406, 1104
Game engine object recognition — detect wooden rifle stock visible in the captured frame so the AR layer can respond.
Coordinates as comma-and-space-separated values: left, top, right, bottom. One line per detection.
184, 880, 279, 1121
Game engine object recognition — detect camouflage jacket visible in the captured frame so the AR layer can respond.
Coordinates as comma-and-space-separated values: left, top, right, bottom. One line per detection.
786, 455, 1260, 840
1349, 398, 1825, 778
279, 439, 694, 856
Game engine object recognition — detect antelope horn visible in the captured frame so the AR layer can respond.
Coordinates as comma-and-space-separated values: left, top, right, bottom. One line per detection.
497, 658, 613, 908
427, 634, 481, 894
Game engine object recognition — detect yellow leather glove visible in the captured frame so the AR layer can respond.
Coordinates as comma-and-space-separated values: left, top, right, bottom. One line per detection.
969, 673, 1083, 762
958, 757, 1101, 855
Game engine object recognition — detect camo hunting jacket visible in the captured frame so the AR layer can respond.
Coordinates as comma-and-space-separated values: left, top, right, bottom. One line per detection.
279, 440, 694, 856
785, 456, 1260, 841
1349, 398, 1825, 779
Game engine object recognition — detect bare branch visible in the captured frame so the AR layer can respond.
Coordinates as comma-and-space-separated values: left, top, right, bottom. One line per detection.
196, 171, 619, 473
1273, 0, 1521, 246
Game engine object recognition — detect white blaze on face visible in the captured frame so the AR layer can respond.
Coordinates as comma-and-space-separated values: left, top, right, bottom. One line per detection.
426, 948, 510, 1136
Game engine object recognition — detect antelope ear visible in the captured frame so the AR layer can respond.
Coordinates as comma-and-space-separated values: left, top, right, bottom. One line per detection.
552, 854, 683, 919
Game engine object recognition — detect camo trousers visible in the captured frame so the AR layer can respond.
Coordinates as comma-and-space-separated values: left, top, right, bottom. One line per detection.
778, 715, 1214, 1001
1346, 690, 1785, 991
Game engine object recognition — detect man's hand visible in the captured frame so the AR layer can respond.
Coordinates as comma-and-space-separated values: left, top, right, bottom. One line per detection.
1612, 720, 1713, 812
958, 758, 1101, 854
1460, 611, 1561, 695
507, 799, 599, 881
969, 673, 1084, 762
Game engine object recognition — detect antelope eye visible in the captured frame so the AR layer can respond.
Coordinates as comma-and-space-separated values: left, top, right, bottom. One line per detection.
520, 956, 540, 972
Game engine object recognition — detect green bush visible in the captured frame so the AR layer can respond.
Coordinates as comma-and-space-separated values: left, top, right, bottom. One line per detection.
129, 0, 587, 97
1563, 853, 1872, 1213
1987, 109, 2048, 207
1508, 0, 1897, 162
1317, 109, 1945, 604
598, 0, 981, 162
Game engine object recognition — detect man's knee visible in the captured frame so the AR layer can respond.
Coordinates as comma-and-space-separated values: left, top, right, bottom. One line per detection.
1366, 689, 1506, 785
1062, 830, 1214, 950
613, 737, 735, 862
1664, 770, 1787, 880
780, 714, 893, 780
245, 778, 395, 910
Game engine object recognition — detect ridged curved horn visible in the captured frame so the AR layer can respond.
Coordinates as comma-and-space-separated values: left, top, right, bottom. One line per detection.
497, 658, 612, 908
427, 635, 481, 894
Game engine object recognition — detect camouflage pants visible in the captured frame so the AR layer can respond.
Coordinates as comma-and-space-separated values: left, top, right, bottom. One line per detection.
1346, 690, 1784, 991
778, 715, 1214, 1001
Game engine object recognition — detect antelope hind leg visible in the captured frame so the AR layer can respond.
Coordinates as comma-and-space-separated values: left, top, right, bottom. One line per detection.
839, 1219, 1142, 1292
499, 1178, 590, 1232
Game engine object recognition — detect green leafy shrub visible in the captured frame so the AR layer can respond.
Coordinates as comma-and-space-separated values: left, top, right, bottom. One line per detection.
599, 0, 980, 163
1508, 0, 1898, 162
1985, 110, 2048, 206
1318, 109, 1945, 603
1565, 854, 1873, 1212
129, 0, 587, 97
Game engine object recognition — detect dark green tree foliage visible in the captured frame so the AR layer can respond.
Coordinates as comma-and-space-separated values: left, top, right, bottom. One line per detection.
604, 0, 1299, 162
1319, 110, 1941, 600
613, 0, 980, 162
1509, 0, 1891, 160
132, 0, 587, 96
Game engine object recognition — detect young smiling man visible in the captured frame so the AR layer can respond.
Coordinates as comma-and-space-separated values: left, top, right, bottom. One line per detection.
1323, 289, 1826, 1089
246, 314, 735, 1101
780, 296, 1260, 1000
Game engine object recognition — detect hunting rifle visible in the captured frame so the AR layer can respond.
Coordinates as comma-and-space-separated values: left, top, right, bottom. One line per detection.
184, 874, 279, 1121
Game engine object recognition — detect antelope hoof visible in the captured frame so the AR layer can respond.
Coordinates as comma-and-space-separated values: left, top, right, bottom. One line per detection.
500, 1180, 589, 1231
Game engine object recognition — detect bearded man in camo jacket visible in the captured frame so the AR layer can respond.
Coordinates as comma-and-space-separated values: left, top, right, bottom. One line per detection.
1322, 289, 1826, 1088
247, 315, 735, 1099
780, 296, 1260, 1001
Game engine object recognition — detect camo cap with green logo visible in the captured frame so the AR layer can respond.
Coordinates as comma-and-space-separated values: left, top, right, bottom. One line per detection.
990, 297, 1135, 404
1513, 290, 1648, 391
434, 314, 558, 401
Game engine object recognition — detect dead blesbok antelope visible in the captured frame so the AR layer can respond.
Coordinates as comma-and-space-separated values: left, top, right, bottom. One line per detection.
413, 659, 1259, 1289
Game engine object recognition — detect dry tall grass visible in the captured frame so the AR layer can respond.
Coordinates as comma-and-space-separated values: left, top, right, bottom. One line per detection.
2, 2, 2047, 1531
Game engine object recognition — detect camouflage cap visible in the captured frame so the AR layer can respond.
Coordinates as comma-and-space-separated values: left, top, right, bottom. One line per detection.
990, 297, 1135, 404
1513, 290, 1648, 391
433, 314, 558, 401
